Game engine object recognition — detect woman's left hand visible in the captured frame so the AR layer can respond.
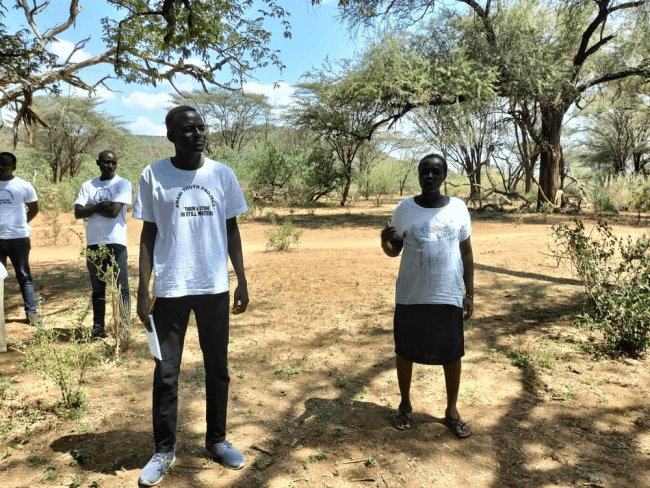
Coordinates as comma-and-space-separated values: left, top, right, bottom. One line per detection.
462, 296, 474, 320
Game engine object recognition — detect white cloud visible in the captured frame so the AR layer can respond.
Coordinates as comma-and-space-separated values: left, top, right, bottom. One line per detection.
65, 85, 115, 102
127, 116, 167, 136
50, 38, 92, 64
122, 92, 174, 111
165, 74, 197, 94
243, 81, 295, 107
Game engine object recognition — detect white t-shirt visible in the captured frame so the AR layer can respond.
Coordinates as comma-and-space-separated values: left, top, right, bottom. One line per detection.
0, 176, 38, 239
132, 157, 248, 298
391, 196, 472, 307
74, 175, 132, 246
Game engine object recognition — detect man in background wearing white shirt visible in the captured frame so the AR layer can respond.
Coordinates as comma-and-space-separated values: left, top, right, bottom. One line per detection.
0, 152, 40, 325
74, 150, 132, 339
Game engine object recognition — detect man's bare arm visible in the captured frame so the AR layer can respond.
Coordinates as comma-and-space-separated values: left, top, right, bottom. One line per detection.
26, 201, 38, 222
226, 217, 249, 314
74, 202, 124, 219
137, 221, 157, 331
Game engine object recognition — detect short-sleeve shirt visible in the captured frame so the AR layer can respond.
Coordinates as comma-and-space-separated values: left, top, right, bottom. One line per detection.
0, 176, 38, 239
391, 196, 472, 307
132, 157, 248, 298
74, 175, 132, 246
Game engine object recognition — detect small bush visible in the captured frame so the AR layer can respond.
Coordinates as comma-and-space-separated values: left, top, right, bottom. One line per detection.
21, 327, 96, 410
551, 220, 650, 355
265, 218, 302, 252
83, 244, 131, 356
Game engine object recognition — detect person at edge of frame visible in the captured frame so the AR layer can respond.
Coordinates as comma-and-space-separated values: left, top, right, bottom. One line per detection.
74, 150, 132, 340
0, 151, 40, 326
381, 153, 475, 439
133, 106, 249, 487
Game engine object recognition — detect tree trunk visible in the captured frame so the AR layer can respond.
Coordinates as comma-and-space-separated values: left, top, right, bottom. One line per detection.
340, 173, 352, 206
537, 105, 564, 208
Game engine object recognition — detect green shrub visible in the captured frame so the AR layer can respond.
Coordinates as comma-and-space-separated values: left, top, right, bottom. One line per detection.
551, 220, 650, 355
265, 218, 302, 252
83, 244, 131, 356
630, 185, 650, 215
21, 327, 96, 410
592, 189, 618, 214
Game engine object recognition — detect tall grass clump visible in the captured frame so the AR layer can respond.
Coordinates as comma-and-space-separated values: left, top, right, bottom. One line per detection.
551, 219, 650, 355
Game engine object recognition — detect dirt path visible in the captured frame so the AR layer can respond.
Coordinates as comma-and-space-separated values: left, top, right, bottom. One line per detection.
0, 202, 649, 488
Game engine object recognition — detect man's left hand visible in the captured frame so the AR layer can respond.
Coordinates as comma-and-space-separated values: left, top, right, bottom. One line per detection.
463, 296, 474, 320
232, 283, 249, 314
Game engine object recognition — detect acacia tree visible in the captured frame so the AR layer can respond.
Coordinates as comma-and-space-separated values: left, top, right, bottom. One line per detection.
408, 101, 507, 201
31, 96, 125, 182
581, 93, 650, 177
171, 89, 273, 153
0, 0, 290, 145
287, 60, 393, 206
320, 0, 650, 206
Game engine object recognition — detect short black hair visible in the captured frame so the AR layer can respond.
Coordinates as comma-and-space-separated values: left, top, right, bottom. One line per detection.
97, 150, 117, 161
165, 106, 200, 130
0, 152, 17, 164
418, 153, 448, 177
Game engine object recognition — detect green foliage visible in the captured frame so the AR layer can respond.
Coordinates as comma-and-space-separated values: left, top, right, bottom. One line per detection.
173, 89, 273, 152
43, 463, 59, 481
300, 147, 347, 203
69, 446, 91, 465
360, 160, 398, 206
83, 244, 131, 356
265, 218, 303, 252
31, 97, 128, 183
3, 1, 290, 140
365, 456, 377, 467
304, 449, 327, 469
251, 471, 263, 486
69, 473, 83, 488
629, 185, 650, 214
21, 327, 95, 410
247, 139, 299, 199
591, 189, 618, 215
551, 220, 650, 355
0, 377, 12, 407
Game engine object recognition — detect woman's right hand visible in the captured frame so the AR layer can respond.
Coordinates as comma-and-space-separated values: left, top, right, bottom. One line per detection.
381, 222, 400, 244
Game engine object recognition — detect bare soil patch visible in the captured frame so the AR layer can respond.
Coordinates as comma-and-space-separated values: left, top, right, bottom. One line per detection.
1, 200, 649, 488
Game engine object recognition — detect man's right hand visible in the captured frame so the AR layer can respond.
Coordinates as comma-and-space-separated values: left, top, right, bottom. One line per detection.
137, 291, 153, 332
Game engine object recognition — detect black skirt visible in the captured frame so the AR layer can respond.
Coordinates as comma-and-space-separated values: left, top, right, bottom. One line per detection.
393, 303, 464, 365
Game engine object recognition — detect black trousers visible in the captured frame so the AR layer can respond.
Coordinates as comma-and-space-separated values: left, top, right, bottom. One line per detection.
86, 243, 130, 329
151, 292, 230, 453
0, 237, 37, 317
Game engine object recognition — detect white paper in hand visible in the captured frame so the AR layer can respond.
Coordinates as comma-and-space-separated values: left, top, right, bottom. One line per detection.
146, 315, 162, 360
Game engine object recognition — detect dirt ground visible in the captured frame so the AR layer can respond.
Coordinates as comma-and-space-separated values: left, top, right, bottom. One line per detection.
0, 198, 649, 488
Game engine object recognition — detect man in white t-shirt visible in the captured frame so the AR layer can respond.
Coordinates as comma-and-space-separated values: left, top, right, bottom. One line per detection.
133, 106, 249, 486
0, 152, 40, 325
74, 150, 132, 339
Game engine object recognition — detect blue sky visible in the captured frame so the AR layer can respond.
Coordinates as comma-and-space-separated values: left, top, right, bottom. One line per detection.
3, 0, 363, 136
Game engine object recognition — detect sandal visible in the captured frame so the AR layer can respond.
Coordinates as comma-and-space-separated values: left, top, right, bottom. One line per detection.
394, 404, 412, 430
445, 415, 471, 439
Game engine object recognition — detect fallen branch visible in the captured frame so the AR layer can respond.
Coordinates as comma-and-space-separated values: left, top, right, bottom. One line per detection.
342, 458, 369, 465
252, 444, 274, 456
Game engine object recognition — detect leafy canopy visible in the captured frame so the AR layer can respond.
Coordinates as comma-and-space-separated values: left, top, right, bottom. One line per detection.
0, 0, 291, 144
